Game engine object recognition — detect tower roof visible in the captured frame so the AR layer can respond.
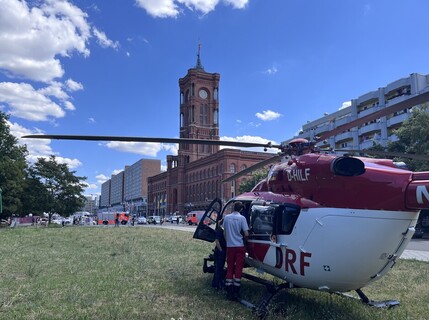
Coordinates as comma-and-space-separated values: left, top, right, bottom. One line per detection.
194, 43, 204, 70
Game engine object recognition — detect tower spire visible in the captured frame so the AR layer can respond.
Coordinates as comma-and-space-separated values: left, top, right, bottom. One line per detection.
195, 42, 204, 70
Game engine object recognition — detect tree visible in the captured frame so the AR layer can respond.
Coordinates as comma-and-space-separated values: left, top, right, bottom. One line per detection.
0, 112, 28, 218
28, 155, 87, 220
387, 106, 429, 171
238, 168, 269, 193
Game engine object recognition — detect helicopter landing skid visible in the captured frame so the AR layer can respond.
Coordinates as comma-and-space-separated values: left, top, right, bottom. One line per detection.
238, 271, 292, 319
336, 289, 400, 309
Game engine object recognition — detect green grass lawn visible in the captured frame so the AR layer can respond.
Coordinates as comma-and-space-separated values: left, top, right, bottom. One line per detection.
0, 226, 428, 320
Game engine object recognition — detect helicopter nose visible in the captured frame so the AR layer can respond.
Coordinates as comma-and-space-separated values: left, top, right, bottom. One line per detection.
405, 172, 429, 209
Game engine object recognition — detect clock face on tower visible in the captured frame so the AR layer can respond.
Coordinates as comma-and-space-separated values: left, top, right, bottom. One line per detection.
199, 89, 208, 99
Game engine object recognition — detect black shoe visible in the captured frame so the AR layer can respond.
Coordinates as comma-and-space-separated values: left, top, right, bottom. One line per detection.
233, 286, 241, 300
226, 286, 236, 301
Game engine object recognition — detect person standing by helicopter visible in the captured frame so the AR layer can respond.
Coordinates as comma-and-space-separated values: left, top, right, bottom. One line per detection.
223, 201, 249, 300
212, 218, 227, 291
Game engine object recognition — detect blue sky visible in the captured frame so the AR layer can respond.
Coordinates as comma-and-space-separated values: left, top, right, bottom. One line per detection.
1, 0, 429, 195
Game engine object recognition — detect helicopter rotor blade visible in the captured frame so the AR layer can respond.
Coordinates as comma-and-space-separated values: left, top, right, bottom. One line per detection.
339, 149, 429, 161
317, 90, 429, 142
222, 154, 284, 183
22, 134, 281, 150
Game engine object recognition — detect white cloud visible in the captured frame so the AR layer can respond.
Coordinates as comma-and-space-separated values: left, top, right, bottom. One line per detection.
84, 183, 98, 190
65, 79, 83, 92
88, 117, 96, 124
339, 100, 352, 110
112, 169, 123, 176
219, 135, 278, 153
0, 82, 65, 121
136, 0, 180, 18
0, 0, 91, 82
135, 0, 249, 18
248, 121, 261, 127
103, 141, 178, 157
264, 66, 278, 75
9, 121, 82, 169
178, 0, 219, 14
93, 27, 120, 50
0, 1, 115, 122
64, 101, 75, 111
255, 110, 282, 121
51, 156, 82, 169
96, 174, 109, 184
224, 0, 248, 9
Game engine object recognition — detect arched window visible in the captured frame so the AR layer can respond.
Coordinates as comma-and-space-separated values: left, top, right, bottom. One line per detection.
189, 105, 195, 123
230, 163, 236, 173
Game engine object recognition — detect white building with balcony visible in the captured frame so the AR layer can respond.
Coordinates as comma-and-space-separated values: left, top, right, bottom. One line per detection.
292, 73, 429, 150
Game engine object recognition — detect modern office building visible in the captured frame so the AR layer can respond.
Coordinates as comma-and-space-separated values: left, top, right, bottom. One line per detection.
123, 159, 161, 214
99, 159, 161, 215
100, 180, 110, 208
292, 73, 429, 150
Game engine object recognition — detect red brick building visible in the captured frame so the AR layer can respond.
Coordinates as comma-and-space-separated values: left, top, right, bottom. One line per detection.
147, 50, 271, 215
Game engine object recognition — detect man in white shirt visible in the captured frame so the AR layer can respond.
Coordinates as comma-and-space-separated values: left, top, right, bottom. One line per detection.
223, 201, 249, 300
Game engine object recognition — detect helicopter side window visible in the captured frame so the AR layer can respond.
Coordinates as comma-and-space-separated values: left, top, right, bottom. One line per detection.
250, 205, 274, 236
273, 205, 300, 235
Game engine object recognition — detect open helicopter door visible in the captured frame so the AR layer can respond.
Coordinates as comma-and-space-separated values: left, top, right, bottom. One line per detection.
193, 198, 222, 243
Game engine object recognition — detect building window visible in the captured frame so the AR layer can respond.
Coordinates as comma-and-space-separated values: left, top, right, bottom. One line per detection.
191, 105, 195, 123
230, 163, 236, 173
213, 109, 218, 125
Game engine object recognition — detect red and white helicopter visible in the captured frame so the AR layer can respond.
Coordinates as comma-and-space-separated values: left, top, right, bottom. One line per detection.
24, 92, 429, 317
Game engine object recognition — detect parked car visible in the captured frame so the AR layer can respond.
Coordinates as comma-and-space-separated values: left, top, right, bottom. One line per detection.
51, 219, 62, 225
137, 216, 147, 224
39, 218, 49, 226
170, 216, 182, 223
147, 216, 161, 224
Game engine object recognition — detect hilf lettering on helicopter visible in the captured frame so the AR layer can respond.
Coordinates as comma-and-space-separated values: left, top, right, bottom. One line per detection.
23, 89, 429, 318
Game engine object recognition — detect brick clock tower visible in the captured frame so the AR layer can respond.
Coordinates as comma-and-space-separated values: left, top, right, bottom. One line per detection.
178, 45, 220, 164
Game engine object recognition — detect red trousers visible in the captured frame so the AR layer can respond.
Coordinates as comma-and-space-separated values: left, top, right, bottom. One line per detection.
226, 246, 246, 280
